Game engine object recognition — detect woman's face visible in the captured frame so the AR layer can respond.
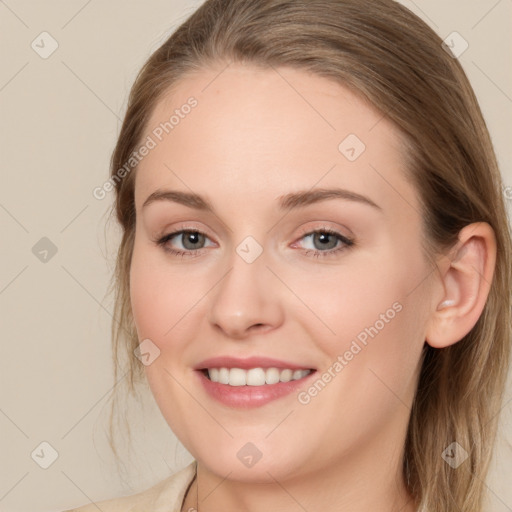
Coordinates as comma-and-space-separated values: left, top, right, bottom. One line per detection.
130, 63, 436, 482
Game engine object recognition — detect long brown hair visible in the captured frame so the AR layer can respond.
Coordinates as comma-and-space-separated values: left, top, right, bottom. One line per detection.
105, 1, 512, 510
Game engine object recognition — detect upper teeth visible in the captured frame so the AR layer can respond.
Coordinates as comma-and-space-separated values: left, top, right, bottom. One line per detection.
207, 367, 312, 386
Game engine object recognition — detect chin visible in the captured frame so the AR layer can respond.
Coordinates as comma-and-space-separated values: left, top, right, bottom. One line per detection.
192, 439, 312, 483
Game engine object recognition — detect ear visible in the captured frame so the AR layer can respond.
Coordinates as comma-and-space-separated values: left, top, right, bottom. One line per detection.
425, 222, 497, 349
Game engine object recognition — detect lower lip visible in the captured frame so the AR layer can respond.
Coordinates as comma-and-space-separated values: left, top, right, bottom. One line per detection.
196, 370, 316, 409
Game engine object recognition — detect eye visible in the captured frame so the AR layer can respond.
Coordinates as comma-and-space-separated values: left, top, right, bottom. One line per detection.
155, 227, 214, 258
154, 225, 355, 259
294, 227, 355, 258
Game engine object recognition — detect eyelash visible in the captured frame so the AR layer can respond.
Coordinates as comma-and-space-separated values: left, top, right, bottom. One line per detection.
155, 225, 355, 259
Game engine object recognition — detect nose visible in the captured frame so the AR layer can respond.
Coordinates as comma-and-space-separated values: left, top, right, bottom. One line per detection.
207, 248, 285, 340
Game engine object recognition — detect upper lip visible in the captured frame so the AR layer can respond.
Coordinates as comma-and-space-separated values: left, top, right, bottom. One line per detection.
194, 356, 316, 371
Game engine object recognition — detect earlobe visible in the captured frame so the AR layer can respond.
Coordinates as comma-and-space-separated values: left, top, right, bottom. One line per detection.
425, 222, 497, 349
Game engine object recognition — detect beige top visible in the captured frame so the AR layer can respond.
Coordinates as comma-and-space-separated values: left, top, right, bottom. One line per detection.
63, 460, 197, 512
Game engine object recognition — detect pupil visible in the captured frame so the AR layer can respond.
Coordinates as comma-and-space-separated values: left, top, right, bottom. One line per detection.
185, 232, 202, 249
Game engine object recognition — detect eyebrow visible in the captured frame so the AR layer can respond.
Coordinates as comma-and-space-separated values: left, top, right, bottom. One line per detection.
142, 187, 382, 213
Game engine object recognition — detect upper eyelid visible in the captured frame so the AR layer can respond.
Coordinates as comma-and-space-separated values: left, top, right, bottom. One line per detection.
162, 224, 347, 236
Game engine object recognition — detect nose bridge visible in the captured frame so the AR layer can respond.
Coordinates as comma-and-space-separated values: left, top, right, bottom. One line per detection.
207, 236, 283, 338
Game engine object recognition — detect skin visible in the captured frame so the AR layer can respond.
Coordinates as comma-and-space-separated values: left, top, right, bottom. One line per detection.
129, 62, 496, 512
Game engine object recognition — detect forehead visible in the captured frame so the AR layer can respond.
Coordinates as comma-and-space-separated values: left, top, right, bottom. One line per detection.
133, 63, 419, 217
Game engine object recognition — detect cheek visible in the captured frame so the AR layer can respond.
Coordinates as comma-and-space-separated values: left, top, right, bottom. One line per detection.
330, 266, 428, 410
129, 243, 200, 343
293, 251, 419, 347
129, 246, 201, 443
307, 249, 428, 388
129, 256, 161, 339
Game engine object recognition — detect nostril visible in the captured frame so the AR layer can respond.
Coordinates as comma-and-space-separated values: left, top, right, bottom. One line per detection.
251, 323, 267, 331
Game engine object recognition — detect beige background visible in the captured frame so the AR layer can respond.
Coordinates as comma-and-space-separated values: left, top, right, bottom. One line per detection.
1, 1, 511, 511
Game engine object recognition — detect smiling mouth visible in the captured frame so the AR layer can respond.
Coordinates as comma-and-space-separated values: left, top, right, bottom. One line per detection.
200, 367, 315, 386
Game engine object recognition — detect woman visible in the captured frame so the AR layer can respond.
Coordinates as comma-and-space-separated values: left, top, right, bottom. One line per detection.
65, 0, 512, 511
